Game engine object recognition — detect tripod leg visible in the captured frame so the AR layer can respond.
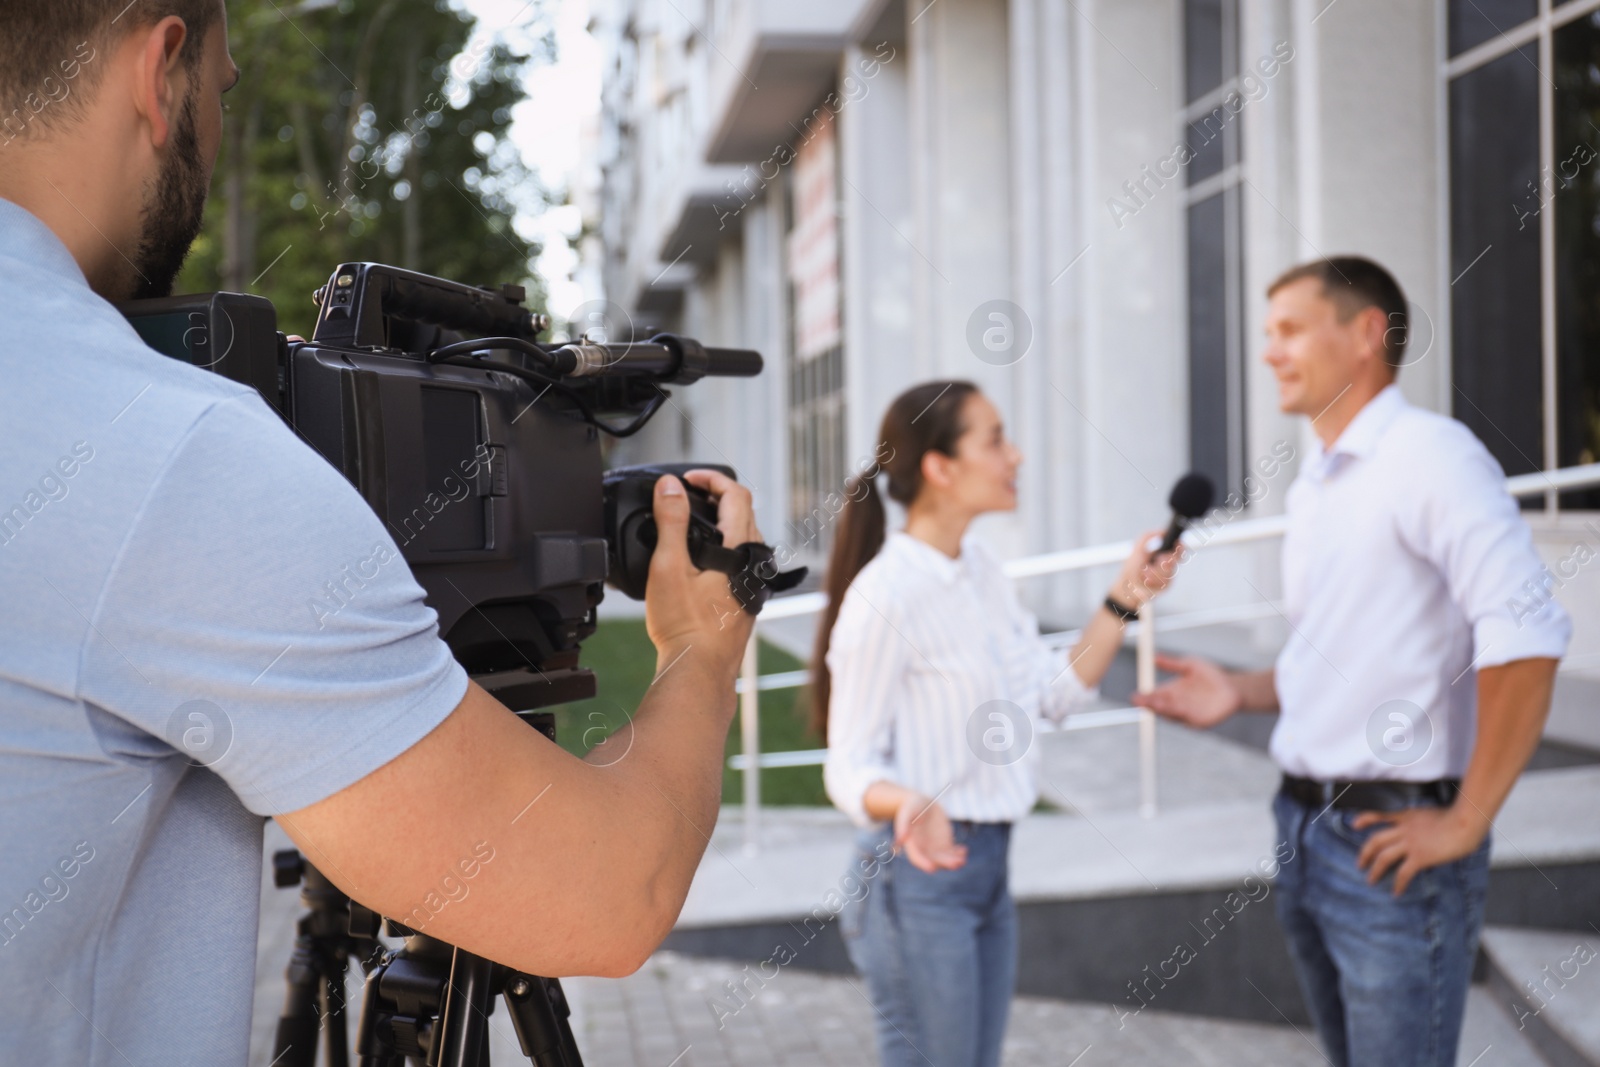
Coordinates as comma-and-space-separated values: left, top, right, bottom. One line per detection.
323, 963, 351, 1067
433, 949, 493, 1067
502, 975, 584, 1067
354, 960, 405, 1067
544, 980, 584, 1067
274, 916, 328, 1067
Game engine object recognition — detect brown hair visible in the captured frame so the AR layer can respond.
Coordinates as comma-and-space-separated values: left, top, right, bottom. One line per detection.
1267, 255, 1410, 371
0, 0, 222, 140
807, 380, 979, 741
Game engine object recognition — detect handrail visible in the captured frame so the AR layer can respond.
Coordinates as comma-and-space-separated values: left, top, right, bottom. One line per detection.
733, 461, 1600, 851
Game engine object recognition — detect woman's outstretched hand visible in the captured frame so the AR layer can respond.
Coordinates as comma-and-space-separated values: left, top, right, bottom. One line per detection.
893, 792, 968, 873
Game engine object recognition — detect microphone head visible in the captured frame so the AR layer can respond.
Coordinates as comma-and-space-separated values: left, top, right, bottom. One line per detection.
1168, 472, 1215, 519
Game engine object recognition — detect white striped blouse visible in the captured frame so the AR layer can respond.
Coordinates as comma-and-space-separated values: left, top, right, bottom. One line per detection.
822, 530, 1096, 826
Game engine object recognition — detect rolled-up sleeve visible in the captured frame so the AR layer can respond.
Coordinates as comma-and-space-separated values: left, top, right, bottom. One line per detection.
822, 583, 908, 826
1038, 644, 1096, 724
1407, 427, 1572, 668
980, 545, 1097, 724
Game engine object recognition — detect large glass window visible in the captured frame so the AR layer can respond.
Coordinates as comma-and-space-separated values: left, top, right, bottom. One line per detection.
1448, 0, 1537, 57
1447, 1, 1600, 509
1448, 46, 1542, 478
1184, 0, 1247, 501
1554, 12, 1600, 505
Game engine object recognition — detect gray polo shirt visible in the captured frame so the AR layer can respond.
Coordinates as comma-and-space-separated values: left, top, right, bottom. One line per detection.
0, 198, 468, 1063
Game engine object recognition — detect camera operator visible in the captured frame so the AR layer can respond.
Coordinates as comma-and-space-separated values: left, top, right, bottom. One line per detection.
0, 3, 758, 1062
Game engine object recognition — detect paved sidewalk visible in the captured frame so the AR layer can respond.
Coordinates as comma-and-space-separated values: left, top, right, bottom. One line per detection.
561, 950, 1324, 1067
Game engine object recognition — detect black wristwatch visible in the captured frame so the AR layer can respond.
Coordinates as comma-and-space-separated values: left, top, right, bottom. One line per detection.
1103, 595, 1141, 623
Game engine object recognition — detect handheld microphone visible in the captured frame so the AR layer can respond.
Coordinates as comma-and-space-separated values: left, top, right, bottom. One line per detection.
1155, 472, 1215, 555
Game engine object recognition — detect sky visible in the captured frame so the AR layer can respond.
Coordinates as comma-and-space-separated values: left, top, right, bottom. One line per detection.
454, 0, 602, 322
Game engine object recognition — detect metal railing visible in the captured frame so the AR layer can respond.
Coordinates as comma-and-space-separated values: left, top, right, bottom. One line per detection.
729, 462, 1600, 852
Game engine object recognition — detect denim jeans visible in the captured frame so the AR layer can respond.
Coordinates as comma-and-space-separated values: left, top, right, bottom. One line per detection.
1272, 788, 1491, 1067
839, 821, 1017, 1067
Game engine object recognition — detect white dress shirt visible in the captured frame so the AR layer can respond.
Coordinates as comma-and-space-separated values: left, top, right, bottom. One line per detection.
1272, 385, 1572, 782
823, 530, 1096, 826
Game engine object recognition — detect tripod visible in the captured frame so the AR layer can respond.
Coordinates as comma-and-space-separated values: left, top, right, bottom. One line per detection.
269, 700, 586, 1067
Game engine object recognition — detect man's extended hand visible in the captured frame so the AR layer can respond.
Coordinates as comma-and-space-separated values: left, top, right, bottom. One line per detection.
1132, 654, 1243, 727
1352, 805, 1489, 897
643, 470, 760, 674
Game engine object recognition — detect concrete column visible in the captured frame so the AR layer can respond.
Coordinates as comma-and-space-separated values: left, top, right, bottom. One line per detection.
1008, 0, 1090, 618
907, 0, 1021, 554
838, 39, 915, 476
740, 194, 791, 548
1072, 0, 1186, 547
1240, 0, 1303, 512
1288, 0, 1445, 414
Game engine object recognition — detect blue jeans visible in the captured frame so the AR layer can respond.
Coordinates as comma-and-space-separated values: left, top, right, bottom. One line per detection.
840, 821, 1017, 1067
1272, 789, 1491, 1067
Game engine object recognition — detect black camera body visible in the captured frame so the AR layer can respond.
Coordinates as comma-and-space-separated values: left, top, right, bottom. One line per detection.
121, 263, 795, 710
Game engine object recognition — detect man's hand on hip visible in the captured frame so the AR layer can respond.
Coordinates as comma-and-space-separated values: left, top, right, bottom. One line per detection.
1352, 805, 1489, 897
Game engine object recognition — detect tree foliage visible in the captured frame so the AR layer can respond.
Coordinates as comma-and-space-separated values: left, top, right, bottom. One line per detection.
178, 0, 556, 336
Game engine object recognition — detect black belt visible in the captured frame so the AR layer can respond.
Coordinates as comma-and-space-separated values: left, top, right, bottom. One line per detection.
1280, 774, 1460, 812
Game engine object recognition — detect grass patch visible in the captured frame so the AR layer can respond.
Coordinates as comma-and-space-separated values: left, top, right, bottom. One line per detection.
544, 619, 829, 807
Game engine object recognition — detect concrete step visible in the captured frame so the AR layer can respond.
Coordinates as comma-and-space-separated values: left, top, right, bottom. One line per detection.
1480, 926, 1600, 1067
662, 767, 1600, 1027
1459, 984, 1553, 1067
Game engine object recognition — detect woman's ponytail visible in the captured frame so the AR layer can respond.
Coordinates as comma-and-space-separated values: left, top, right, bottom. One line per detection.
809, 471, 887, 739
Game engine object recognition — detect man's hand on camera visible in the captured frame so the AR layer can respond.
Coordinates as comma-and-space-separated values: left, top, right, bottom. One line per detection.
644, 470, 761, 675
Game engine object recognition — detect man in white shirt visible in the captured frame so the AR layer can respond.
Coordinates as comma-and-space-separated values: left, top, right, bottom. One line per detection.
1136, 256, 1570, 1067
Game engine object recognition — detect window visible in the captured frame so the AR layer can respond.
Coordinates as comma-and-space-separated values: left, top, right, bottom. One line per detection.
1184, 0, 1248, 501
1447, 0, 1600, 509
785, 106, 847, 558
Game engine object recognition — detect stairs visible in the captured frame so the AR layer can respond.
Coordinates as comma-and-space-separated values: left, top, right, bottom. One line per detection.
1473, 925, 1600, 1067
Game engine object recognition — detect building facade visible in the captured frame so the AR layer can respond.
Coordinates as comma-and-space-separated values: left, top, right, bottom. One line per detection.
585, 0, 1600, 647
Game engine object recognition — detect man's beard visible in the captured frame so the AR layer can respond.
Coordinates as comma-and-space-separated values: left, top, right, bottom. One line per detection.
130, 88, 209, 300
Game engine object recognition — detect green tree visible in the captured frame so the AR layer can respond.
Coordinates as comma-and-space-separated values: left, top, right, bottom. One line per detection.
179, 0, 556, 336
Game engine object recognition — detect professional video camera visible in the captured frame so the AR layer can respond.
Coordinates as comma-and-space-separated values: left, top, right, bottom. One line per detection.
120, 263, 803, 1067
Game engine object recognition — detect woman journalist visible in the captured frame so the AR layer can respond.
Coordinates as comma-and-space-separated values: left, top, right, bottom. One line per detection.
814, 380, 1180, 1067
